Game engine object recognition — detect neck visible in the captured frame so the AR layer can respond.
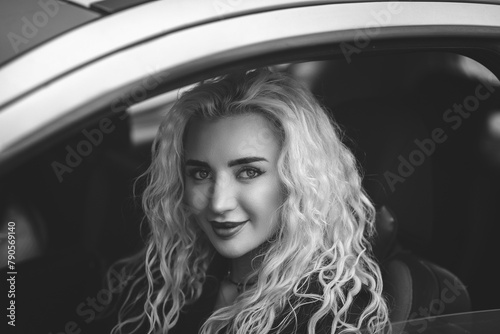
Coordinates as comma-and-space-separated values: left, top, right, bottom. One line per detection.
230, 244, 267, 282
230, 253, 256, 283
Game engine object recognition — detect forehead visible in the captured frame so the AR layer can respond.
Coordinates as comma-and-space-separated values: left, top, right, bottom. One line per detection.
184, 113, 279, 161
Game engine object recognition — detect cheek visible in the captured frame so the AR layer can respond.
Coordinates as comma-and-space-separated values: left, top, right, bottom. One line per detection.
184, 187, 209, 234
246, 180, 283, 224
184, 183, 210, 214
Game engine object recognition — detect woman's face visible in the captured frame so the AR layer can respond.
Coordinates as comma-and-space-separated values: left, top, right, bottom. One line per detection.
183, 113, 283, 259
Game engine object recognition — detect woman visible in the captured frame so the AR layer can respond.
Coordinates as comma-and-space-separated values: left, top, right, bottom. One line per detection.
110, 68, 390, 334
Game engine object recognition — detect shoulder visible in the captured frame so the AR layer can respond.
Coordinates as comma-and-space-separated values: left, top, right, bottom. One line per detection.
270, 275, 371, 334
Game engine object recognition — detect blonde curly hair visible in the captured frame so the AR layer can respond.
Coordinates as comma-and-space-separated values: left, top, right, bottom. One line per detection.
110, 68, 390, 334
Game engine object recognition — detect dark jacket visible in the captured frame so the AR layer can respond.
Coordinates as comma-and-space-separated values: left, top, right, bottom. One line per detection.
170, 255, 371, 334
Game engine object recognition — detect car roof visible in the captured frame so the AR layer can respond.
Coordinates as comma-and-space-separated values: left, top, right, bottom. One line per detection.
0, 0, 339, 108
2, 0, 500, 110
0, 0, 339, 67
3, 0, 499, 67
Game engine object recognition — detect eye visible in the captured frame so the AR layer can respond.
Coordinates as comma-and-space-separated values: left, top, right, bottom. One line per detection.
238, 167, 264, 180
187, 169, 212, 180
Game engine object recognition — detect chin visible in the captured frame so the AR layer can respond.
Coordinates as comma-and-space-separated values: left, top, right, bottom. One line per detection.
208, 237, 256, 259
212, 243, 249, 259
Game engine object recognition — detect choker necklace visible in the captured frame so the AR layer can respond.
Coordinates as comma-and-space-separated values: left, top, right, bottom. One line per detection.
224, 270, 257, 293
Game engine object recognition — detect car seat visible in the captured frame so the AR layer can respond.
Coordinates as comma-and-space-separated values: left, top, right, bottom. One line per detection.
334, 97, 471, 333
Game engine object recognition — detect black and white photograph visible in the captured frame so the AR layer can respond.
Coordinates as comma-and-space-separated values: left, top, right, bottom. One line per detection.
1, 1, 500, 333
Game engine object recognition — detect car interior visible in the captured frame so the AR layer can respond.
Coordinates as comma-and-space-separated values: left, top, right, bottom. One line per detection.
1, 50, 500, 333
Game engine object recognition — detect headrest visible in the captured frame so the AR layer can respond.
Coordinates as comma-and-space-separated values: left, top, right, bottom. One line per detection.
373, 205, 398, 261
334, 97, 433, 253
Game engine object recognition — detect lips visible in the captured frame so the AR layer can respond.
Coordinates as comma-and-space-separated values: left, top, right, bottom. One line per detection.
210, 220, 248, 238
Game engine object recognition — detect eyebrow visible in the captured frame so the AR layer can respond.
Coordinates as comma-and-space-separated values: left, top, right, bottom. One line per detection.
228, 157, 268, 167
185, 157, 268, 168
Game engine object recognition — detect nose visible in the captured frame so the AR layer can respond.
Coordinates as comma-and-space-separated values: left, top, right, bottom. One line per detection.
209, 172, 237, 215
